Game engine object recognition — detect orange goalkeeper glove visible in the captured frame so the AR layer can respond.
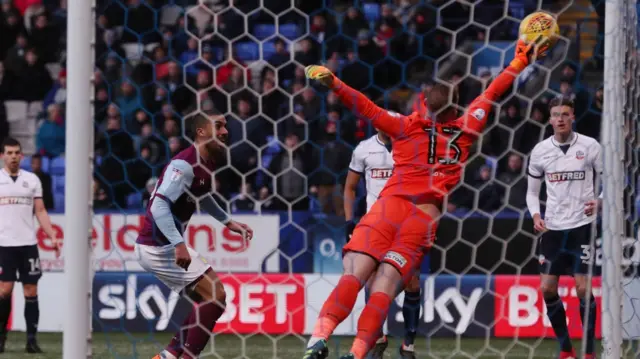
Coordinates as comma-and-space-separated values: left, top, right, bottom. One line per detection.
305, 65, 337, 88
509, 36, 548, 71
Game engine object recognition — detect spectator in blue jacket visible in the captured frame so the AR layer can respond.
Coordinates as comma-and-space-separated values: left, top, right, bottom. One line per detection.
115, 80, 142, 126
36, 104, 65, 157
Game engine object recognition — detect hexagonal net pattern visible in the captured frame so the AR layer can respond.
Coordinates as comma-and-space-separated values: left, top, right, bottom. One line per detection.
83, 0, 640, 358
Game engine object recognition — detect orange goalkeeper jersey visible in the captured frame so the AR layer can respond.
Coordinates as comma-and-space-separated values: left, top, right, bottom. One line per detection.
334, 65, 523, 204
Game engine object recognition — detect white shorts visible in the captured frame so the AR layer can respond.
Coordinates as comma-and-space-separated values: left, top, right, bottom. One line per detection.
135, 243, 211, 293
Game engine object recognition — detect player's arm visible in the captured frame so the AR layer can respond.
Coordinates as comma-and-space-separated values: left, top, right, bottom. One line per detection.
150, 159, 194, 246
344, 144, 365, 222
199, 195, 254, 240
585, 141, 604, 215
200, 195, 231, 224
526, 147, 547, 232
344, 144, 365, 240
463, 39, 543, 136
344, 172, 361, 222
343, 172, 360, 241
305, 65, 409, 138
33, 181, 61, 257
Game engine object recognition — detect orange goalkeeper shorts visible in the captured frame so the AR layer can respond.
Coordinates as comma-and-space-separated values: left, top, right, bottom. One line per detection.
342, 195, 437, 282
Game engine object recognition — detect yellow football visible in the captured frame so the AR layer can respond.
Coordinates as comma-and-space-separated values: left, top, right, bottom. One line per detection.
519, 11, 560, 51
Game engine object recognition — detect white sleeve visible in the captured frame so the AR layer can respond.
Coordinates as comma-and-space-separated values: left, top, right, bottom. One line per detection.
349, 143, 366, 174
591, 141, 603, 175
154, 159, 195, 203
526, 175, 543, 216
149, 159, 195, 245
527, 147, 544, 179
590, 142, 604, 199
33, 176, 43, 198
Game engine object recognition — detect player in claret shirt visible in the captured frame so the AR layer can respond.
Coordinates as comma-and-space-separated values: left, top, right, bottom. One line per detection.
302, 37, 544, 359
526, 98, 602, 359
136, 113, 254, 359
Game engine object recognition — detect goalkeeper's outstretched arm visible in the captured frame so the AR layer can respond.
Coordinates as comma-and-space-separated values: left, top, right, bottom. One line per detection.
305, 65, 409, 138
463, 38, 545, 136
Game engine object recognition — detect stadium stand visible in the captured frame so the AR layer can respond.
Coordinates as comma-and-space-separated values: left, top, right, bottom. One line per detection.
0, 0, 610, 216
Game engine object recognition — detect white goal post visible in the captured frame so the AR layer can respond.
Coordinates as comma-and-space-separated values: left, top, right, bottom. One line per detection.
64, 0, 95, 358
602, 0, 637, 358
56, 0, 637, 358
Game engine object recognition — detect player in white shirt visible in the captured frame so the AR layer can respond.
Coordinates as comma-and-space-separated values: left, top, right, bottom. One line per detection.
0, 138, 60, 354
344, 131, 420, 359
526, 98, 602, 359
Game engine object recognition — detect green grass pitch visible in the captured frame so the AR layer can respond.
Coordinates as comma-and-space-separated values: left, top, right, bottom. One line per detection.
1, 332, 636, 358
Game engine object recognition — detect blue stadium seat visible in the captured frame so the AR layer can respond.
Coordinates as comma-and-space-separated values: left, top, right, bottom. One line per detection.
210, 46, 224, 63
53, 175, 65, 193
262, 41, 277, 60
54, 192, 64, 212
20, 156, 51, 173
20, 156, 31, 171
50, 157, 65, 176
278, 23, 300, 40
127, 192, 143, 208
234, 42, 260, 62
309, 195, 321, 212
363, 3, 381, 23
254, 24, 276, 40
41, 156, 50, 173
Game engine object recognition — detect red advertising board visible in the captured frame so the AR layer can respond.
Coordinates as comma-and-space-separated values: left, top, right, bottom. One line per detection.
494, 275, 602, 338
214, 274, 306, 334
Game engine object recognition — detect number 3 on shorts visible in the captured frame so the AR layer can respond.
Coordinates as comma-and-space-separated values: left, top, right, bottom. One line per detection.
580, 244, 592, 263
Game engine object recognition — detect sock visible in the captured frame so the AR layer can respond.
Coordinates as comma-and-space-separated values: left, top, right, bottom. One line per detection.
166, 309, 195, 357
159, 349, 178, 359
580, 295, 597, 355
402, 290, 421, 346
365, 286, 385, 341
544, 295, 572, 353
24, 296, 39, 342
309, 275, 362, 344
182, 301, 225, 359
0, 296, 11, 336
351, 292, 393, 359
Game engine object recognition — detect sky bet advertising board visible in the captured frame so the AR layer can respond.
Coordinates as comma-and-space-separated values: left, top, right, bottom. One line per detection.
14, 273, 640, 339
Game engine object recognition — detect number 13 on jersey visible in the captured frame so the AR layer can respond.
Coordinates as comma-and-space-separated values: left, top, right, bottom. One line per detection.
426, 127, 463, 165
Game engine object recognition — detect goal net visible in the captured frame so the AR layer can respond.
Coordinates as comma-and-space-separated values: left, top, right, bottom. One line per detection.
18, 0, 640, 358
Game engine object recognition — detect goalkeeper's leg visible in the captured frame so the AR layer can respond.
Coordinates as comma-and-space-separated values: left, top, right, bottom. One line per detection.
365, 276, 388, 359
347, 218, 432, 359
304, 251, 377, 359
368, 272, 421, 359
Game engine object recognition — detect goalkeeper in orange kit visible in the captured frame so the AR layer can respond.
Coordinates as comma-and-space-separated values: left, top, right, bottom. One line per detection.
302, 37, 547, 359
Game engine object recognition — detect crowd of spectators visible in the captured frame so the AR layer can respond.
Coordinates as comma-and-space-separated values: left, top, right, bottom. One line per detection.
0, 0, 606, 216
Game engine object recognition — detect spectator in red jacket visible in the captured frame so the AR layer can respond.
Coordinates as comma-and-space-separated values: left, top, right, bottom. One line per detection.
12, 0, 41, 16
